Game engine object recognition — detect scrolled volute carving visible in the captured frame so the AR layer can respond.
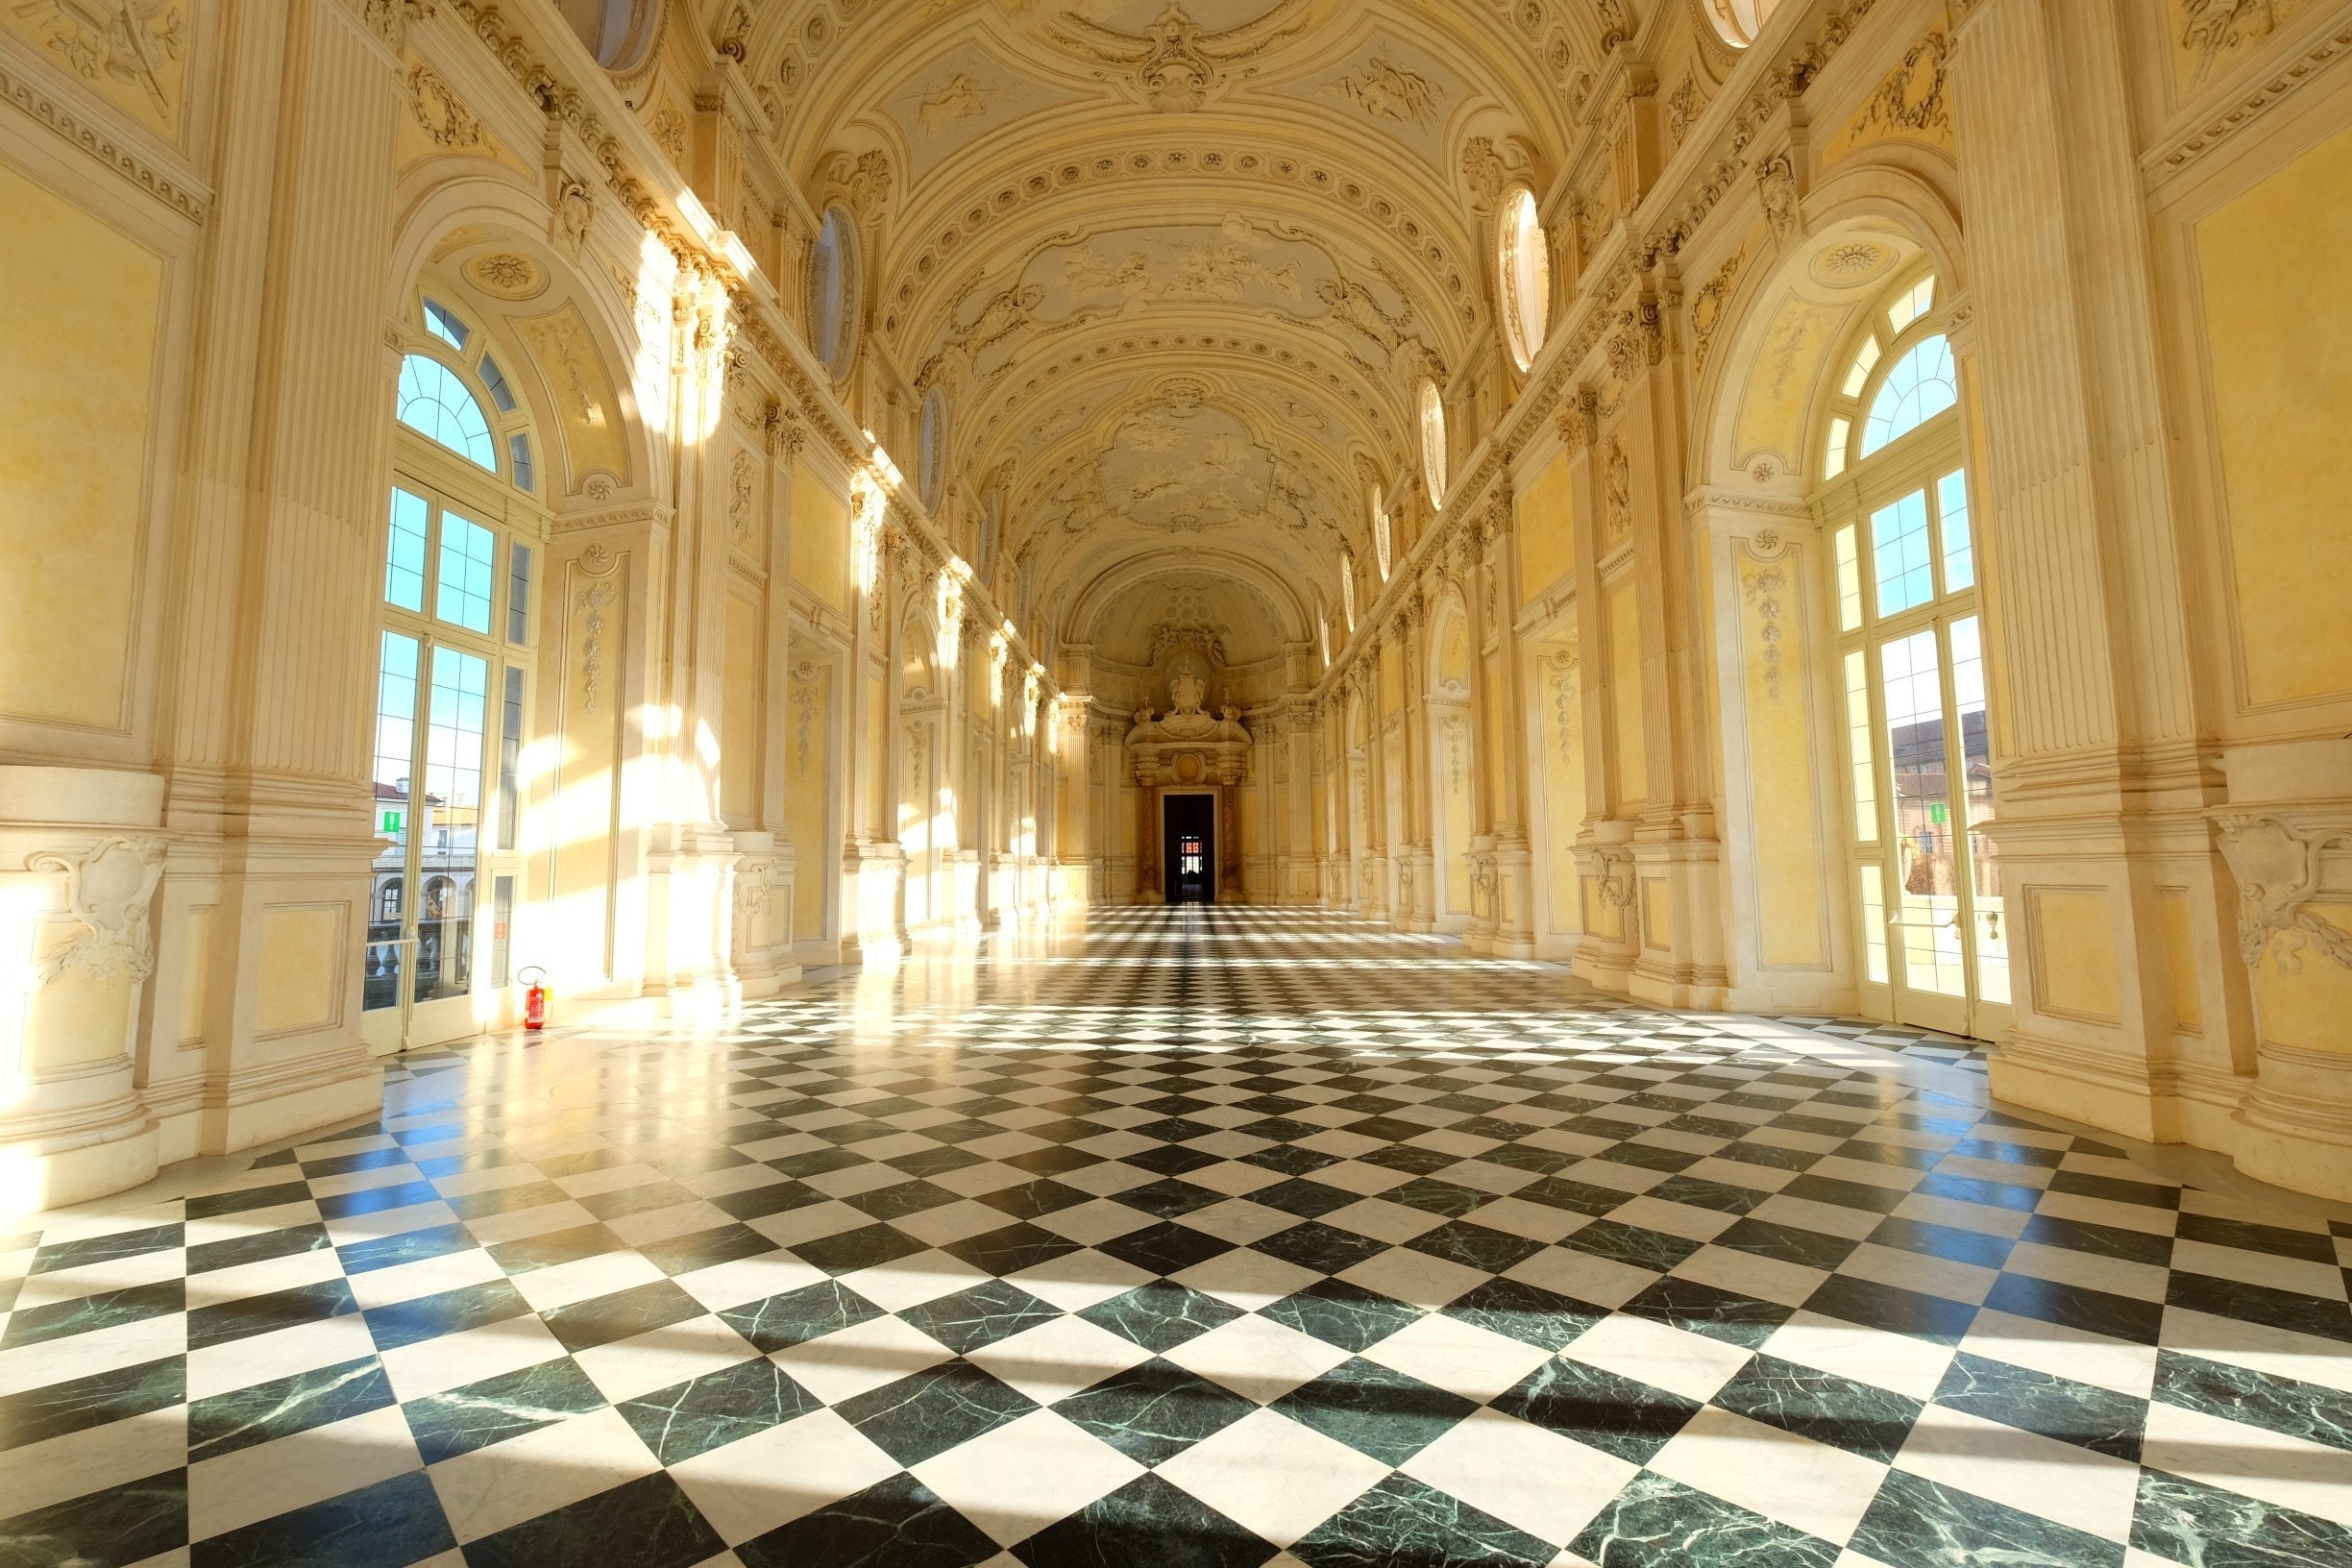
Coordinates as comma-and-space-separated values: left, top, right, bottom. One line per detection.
2216, 815, 2352, 973
27, 837, 165, 985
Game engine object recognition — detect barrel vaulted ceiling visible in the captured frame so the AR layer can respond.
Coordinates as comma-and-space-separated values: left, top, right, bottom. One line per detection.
718, 0, 1619, 671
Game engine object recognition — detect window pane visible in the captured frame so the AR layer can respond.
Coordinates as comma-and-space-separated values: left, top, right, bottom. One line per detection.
437, 513, 496, 634
397, 355, 497, 470
1825, 416, 1850, 481
1859, 865, 1889, 985
1887, 275, 1936, 333
1937, 468, 1973, 592
1843, 336, 1880, 398
498, 664, 524, 853
368, 631, 419, 1013
1882, 628, 1966, 997
1835, 524, 1862, 631
417, 647, 488, 1005
424, 299, 470, 351
479, 353, 517, 413
507, 432, 533, 493
1844, 649, 1877, 844
1861, 334, 1957, 456
1950, 617, 2006, 1005
507, 543, 532, 646
385, 488, 429, 611
1872, 490, 1934, 617
491, 873, 514, 990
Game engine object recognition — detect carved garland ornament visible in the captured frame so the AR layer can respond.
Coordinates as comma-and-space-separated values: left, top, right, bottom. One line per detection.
27, 837, 165, 985
2215, 816, 2352, 973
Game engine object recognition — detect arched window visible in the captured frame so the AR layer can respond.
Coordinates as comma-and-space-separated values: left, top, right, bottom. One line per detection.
811, 206, 859, 382
1372, 485, 1392, 581
1340, 550, 1358, 630
1862, 336, 1958, 458
1499, 186, 1551, 373
1418, 381, 1448, 509
1704, 0, 1783, 47
561, 0, 660, 72
398, 355, 497, 471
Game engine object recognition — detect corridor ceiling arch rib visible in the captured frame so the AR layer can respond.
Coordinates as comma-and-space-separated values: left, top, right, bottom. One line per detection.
721, 0, 1600, 686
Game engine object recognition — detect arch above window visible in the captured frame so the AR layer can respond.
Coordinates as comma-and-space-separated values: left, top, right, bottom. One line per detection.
1861, 335, 1958, 457
398, 355, 497, 471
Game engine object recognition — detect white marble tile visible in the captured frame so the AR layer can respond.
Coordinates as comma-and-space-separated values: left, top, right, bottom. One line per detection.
2141, 1397, 2352, 1531
1360, 1311, 1553, 1403
0, 1312, 187, 1400
1154, 1408, 1390, 1547
1761, 1310, 1957, 1403
1649, 1405, 1889, 1546
1162, 1313, 1352, 1406
573, 1314, 761, 1405
0, 1403, 185, 1519
964, 1314, 1156, 1406
1894, 1402, 2141, 1542
767, 1314, 952, 1406
378, 1311, 568, 1402
427, 1406, 660, 1543
187, 1403, 421, 1541
669, 1408, 902, 1545
1401, 1407, 1637, 1549
912, 1409, 1146, 1545
1562, 1313, 1752, 1405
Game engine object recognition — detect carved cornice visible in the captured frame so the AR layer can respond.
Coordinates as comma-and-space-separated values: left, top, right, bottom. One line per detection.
2146, 16, 2352, 184
0, 58, 210, 224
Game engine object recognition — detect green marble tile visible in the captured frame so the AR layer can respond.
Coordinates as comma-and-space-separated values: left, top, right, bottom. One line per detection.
1269, 1356, 1477, 1466
1852, 1468, 2122, 1568
1293, 1472, 1557, 1568
619, 1356, 821, 1463
1572, 1470, 1838, 1568
188, 1355, 393, 1462
401, 1356, 607, 1464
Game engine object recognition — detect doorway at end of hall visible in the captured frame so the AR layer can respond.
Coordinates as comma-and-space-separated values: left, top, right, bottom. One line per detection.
1164, 794, 1214, 905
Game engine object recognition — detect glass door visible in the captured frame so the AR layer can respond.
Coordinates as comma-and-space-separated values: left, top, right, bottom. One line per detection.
1834, 468, 2009, 1040
365, 484, 532, 1051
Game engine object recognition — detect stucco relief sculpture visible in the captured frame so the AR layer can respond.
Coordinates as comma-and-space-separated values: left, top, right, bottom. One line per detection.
26, 837, 164, 985
2217, 815, 2352, 972
1045, 0, 1310, 113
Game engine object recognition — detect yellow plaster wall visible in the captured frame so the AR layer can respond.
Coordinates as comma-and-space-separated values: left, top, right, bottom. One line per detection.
2159, 888, 2203, 1032
1517, 453, 1578, 607
551, 559, 625, 984
722, 589, 761, 821
25, 922, 134, 1070
1436, 712, 1473, 911
2195, 119, 2352, 710
1607, 580, 1647, 805
793, 463, 852, 615
0, 161, 163, 731
1482, 655, 1508, 828
2253, 904, 2352, 1053
2030, 888, 2122, 1024
1740, 552, 1826, 967
788, 661, 831, 942
255, 906, 346, 1036
1381, 642, 1402, 721
1735, 295, 1848, 475
523, 303, 630, 492
176, 907, 213, 1046
1535, 647, 1584, 934
1642, 879, 1675, 951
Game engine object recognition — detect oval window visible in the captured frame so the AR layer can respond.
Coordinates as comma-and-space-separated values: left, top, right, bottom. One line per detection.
919, 388, 948, 511
563, 0, 663, 72
1418, 380, 1448, 509
810, 206, 859, 382
1499, 186, 1551, 373
1704, 0, 1781, 47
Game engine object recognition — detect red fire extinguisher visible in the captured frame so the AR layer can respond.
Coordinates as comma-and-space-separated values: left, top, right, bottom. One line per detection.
520, 967, 548, 1036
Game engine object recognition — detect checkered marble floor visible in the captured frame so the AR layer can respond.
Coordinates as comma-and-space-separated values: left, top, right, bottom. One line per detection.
5, 909, 2350, 1568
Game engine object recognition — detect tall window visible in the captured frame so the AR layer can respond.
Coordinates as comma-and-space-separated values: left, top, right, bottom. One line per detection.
1371, 485, 1392, 581
1704, 0, 1783, 47
1819, 269, 2004, 1040
372, 290, 542, 1048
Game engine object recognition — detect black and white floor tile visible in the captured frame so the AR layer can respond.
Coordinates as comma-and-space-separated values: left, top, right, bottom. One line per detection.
4, 909, 2348, 1567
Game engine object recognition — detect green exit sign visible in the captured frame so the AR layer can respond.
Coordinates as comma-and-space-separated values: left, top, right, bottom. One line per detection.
380, 809, 404, 834
1929, 803, 1948, 825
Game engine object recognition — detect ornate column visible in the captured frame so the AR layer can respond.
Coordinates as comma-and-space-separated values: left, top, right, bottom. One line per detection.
1953, 0, 2243, 1152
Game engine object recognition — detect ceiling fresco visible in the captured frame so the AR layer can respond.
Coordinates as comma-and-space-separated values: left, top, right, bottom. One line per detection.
722, 0, 1610, 671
